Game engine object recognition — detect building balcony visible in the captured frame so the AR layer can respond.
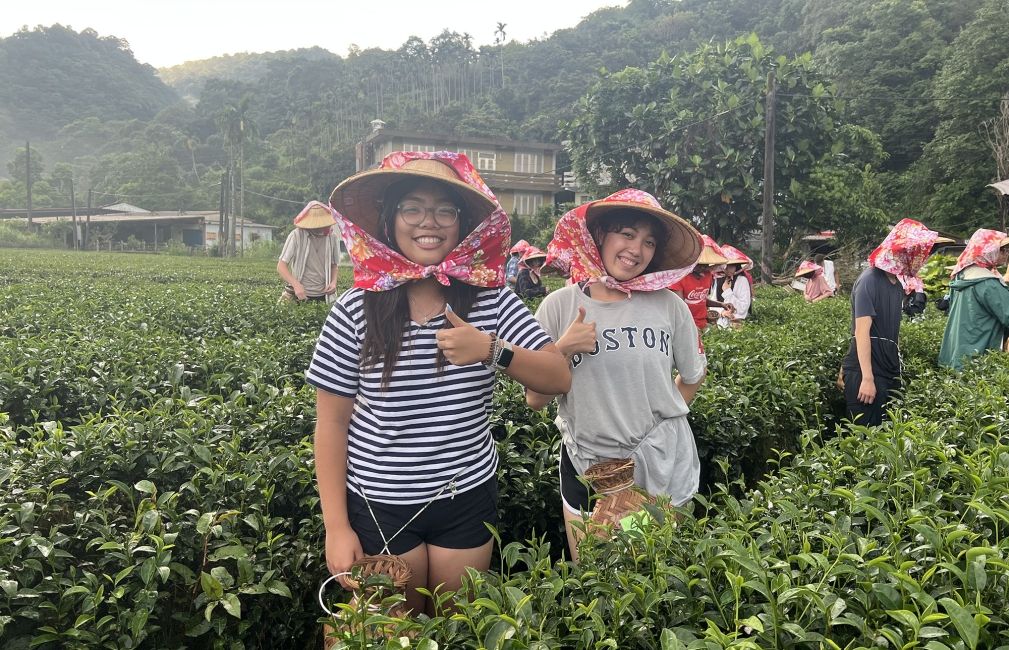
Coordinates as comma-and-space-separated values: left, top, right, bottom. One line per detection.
480, 170, 563, 192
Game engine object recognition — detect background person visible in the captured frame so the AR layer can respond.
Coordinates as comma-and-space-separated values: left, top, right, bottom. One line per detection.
796, 260, 834, 303
840, 219, 944, 426
669, 234, 731, 331
311, 151, 569, 615
277, 201, 341, 303
505, 239, 530, 290
938, 229, 1009, 370
515, 247, 549, 299
527, 189, 705, 561
715, 244, 754, 326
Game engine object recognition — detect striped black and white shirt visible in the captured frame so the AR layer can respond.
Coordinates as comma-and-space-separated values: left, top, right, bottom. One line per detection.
306, 287, 552, 505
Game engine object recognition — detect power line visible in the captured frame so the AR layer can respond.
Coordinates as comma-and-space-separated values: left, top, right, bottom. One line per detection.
90, 183, 309, 209
92, 183, 221, 203
239, 187, 309, 205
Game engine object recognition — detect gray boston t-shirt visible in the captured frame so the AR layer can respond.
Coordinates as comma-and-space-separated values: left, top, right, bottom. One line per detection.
535, 284, 705, 505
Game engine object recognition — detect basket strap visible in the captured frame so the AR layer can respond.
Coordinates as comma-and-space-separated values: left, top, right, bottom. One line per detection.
354, 466, 468, 555
318, 573, 351, 616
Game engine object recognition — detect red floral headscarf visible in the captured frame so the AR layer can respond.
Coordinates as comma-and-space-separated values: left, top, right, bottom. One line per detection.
330, 151, 510, 291
547, 189, 697, 294
867, 218, 940, 294
951, 228, 1008, 277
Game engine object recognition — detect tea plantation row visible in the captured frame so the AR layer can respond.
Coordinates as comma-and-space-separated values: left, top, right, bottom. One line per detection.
1, 249, 1003, 649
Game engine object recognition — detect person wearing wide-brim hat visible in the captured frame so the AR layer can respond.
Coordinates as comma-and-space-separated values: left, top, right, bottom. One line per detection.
714, 244, 754, 325
938, 229, 1009, 370
308, 151, 570, 615
669, 234, 733, 331
795, 259, 834, 303
505, 239, 531, 290
515, 247, 549, 299
277, 201, 342, 303
526, 188, 707, 562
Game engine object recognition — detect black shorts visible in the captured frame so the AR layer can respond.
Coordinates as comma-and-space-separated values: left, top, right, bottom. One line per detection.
347, 477, 498, 555
559, 446, 594, 514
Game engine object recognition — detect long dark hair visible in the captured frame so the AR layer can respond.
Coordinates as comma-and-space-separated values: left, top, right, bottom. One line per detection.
589, 209, 670, 275
362, 178, 482, 388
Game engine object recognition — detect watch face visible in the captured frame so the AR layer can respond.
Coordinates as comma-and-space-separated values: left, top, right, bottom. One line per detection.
496, 345, 515, 369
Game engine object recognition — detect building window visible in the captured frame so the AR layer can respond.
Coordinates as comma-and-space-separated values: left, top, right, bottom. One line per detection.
514, 192, 543, 216
515, 152, 543, 174
403, 142, 437, 153
457, 149, 496, 171
476, 152, 496, 171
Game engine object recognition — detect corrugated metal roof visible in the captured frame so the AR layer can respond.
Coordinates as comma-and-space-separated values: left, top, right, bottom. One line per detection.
9, 211, 275, 229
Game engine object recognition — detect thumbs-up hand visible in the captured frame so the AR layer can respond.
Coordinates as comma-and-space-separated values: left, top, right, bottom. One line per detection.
437, 306, 494, 366
557, 307, 596, 358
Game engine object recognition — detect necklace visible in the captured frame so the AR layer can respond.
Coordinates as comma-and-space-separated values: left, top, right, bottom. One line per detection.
409, 295, 445, 325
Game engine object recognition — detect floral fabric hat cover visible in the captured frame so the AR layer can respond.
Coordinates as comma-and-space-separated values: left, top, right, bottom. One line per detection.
950, 228, 1009, 277
867, 218, 942, 294
547, 188, 702, 295
328, 151, 509, 291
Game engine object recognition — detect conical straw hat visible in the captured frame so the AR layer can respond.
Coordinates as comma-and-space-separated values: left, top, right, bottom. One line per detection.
329, 158, 498, 238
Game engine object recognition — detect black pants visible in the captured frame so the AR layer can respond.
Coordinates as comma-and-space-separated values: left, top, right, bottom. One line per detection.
843, 370, 897, 427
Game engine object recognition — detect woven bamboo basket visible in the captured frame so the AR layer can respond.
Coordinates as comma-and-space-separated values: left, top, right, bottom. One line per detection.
583, 458, 655, 538
343, 554, 411, 596
321, 554, 413, 648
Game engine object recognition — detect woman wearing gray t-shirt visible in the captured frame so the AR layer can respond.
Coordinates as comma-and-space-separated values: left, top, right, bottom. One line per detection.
526, 189, 706, 561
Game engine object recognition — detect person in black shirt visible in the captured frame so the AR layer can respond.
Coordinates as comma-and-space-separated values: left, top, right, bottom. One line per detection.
840, 219, 946, 426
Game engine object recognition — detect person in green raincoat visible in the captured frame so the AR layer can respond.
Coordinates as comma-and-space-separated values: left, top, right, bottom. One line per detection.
938, 228, 1009, 370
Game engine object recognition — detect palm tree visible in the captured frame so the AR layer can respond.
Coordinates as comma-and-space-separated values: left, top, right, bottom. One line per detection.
216, 95, 258, 255
184, 135, 200, 183
494, 22, 507, 86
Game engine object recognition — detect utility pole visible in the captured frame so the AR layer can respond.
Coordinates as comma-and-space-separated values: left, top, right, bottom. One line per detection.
228, 163, 237, 257
239, 121, 245, 257
227, 162, 236, 256
85, 189, 93, 250
70, 178, 78, 250
760, 70, 776, 284
217, 175, 226, 253
25, 142, 33, 229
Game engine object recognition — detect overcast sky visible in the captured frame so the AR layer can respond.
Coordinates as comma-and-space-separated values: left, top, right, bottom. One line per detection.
2, 0, 626, 68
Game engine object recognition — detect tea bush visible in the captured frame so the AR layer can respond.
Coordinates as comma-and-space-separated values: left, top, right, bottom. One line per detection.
332, 307, 1009, 648
5, 249, 1003, 649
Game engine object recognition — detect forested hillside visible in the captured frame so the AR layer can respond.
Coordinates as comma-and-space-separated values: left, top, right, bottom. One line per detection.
1, 0, 1007, 242
0, 24, 178, 139
159, 47, 341, 102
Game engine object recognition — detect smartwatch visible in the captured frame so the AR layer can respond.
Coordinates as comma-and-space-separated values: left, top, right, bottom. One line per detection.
495, 339, 514, 370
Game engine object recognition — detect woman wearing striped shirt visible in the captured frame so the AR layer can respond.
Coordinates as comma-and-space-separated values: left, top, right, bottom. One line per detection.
309, 151, 570, 615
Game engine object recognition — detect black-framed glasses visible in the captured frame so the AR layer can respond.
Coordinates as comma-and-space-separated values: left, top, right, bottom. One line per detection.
396, 202, 461, 227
